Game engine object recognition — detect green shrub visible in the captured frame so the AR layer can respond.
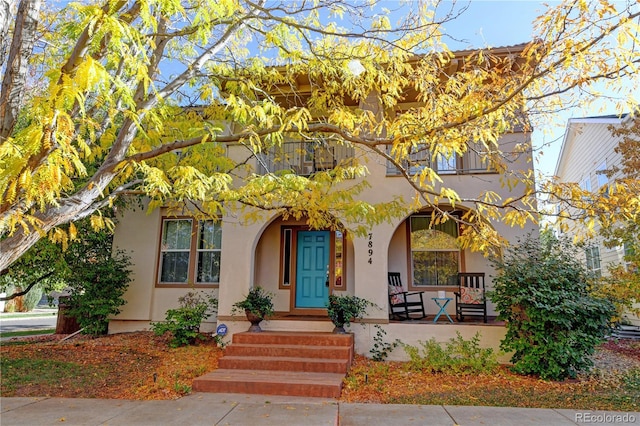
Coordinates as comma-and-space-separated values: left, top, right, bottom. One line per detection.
369, 325, 401, 361
65, 251, 131, 336
489, 232, 614, 381
404, 331, 498, 374
62, 220, 132, 336
152, 291, 218, 347
326, 294, 374, 328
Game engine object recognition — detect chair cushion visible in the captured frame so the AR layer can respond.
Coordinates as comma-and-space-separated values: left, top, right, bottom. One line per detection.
388, 285, 403, 304
460, 287, 484, 304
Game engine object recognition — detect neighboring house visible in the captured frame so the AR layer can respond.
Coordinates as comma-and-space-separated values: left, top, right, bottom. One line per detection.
554, 113, 639, 326
109, 44, 538, 360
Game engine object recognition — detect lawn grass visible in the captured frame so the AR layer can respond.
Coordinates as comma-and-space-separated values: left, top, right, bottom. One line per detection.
0, 312, 57, 319
0, 329, 55, 339
0, 332, 223, 400
0, 358, 108, 396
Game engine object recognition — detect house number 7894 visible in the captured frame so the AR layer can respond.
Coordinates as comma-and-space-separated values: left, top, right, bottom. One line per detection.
368, 233, 373, 264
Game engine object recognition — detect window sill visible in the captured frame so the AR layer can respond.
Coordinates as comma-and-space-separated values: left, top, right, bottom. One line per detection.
155, 283, 219, 288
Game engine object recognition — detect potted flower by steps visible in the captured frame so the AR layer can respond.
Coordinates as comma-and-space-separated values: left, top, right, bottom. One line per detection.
327, 294, 373, 334
232, 286, 274, 332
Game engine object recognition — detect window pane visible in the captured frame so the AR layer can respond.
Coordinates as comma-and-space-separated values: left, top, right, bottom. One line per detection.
335, 231, 343, 287
160, 252, 190, 282
433, 220, 458, 238
592, 247, 601, 270
199, 221, 222, 250
596, 162, 608, 188
413, 251, 458, 286
412, 251, 437, 286
412, 229, 458, 250
197, 252, 220, 283
162, 220, 192, 250
438, 252, 460, 285
411, 216, 458, 240
436, 153, 456, 173
410, 215, 460, 287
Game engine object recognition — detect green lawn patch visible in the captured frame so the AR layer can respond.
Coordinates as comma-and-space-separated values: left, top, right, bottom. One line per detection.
0, 329, 55, 339
1, 358, 108, 396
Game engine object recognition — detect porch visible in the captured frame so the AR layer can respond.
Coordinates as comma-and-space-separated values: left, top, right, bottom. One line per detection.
268, 312, 504, 326
219, 314, 508, 363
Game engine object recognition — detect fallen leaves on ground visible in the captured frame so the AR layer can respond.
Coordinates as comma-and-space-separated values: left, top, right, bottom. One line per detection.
1, 332, 639, 411
0, 332, 222, 400
340, 342, 640, 411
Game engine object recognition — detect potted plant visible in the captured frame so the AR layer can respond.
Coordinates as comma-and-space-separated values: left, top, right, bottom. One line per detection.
232, 286, 275, 332
327, 294, 373, 334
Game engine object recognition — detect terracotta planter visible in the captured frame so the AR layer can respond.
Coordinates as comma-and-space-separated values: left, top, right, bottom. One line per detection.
245, 310, 264, 332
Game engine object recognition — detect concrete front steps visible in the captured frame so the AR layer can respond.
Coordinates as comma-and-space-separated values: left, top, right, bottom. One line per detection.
192, 331, 354, 398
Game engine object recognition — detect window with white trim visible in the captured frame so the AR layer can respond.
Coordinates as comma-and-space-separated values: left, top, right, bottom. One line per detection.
584, 246, 601, 278
158, 218, 221, 285
624, 242, 636, 272
595, 161, 608, 189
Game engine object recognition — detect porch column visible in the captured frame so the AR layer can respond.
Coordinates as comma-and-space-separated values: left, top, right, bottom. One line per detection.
351, 222, 396, 320
217, 216, 262, 317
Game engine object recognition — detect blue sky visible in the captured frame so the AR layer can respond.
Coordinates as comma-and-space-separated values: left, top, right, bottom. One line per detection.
428, 0, 635, 179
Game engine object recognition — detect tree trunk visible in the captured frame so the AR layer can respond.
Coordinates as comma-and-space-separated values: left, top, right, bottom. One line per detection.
0, 0, 42, 141
55, 296, 80, 334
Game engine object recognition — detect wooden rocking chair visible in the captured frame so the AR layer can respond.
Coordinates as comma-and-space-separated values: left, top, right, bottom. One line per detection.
388, 272, 426, 320
454, 272, 487, 323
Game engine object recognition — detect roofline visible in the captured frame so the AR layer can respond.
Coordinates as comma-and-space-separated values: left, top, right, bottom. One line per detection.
564, 114, 628, 124
553, 113, 630, 176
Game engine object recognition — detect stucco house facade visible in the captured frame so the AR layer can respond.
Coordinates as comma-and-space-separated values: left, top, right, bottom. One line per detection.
108, 45, 539, 360
554, 113, 638, 326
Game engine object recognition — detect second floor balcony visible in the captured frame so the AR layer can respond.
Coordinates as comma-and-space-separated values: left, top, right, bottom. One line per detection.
257, 140, 355, 176
256, 140, 498, 177
386, 143, 497, 176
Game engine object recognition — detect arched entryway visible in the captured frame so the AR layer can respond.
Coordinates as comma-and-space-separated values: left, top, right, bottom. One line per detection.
387, 206, 493, 300
253, 215, 353, 315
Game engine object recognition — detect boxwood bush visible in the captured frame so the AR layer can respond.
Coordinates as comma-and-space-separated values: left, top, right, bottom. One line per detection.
489, 232, 614, 381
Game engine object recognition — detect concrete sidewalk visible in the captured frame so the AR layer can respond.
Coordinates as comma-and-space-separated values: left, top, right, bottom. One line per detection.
1, 393, 639, 426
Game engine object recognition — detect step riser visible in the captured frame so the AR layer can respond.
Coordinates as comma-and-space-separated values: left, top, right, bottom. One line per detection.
193, 332, 353, 398
225, 345, 351, 359
192, 378, 341, 398
219, 358, 349, 373
232, 332, 353, 347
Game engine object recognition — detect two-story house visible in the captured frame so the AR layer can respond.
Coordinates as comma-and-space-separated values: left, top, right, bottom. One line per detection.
554, 113, 638, 327
108, 44, 538, 359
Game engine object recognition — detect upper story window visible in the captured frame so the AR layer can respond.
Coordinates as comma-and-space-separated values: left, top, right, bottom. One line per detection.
624, 242, 636, 272
584, 245, 601, 278
579, 176, 592, 192
257, 138, 354, 176
387, 142, 494, 176
158, 218, 221, 286
408, 215, 460, 289
595, 161, 608, 189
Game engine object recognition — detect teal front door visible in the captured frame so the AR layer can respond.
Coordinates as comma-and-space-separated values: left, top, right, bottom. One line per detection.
295, 231, 330, 308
